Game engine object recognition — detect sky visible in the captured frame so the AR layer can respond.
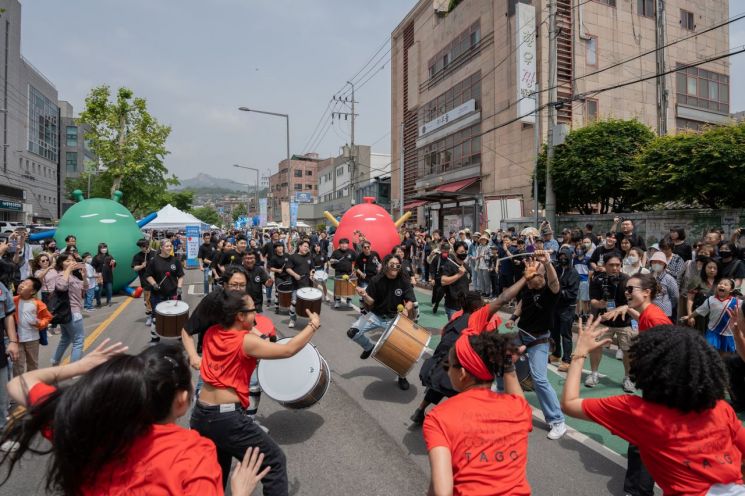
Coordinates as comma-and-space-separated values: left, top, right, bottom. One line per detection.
18, 0, 745, 184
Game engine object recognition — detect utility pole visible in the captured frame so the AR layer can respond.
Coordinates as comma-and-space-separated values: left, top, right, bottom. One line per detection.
544, 0, 558, 227
655, 0, 668, 136
533, 81, 541, 227
332, 85, 358, 204
399, 122, 404, 219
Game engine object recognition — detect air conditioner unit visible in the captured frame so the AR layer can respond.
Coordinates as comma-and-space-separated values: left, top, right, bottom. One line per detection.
433, 0, 449, 13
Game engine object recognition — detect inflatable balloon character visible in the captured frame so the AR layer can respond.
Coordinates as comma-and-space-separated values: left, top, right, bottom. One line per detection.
323, 197, 411, 257
30, 190, 157, 295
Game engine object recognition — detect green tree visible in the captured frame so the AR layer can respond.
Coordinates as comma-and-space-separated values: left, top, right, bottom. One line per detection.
167, 190, 194, 211
191, 206, 220, 226
232, 204, 248, 221
76, 86, 175, 206
534, 119, 655, 214
630, 123, 745, 209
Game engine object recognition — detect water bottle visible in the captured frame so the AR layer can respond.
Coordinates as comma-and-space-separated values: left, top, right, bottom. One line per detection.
631, 319, 639, 332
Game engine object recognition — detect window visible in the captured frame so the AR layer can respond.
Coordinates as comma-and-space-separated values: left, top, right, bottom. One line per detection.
595, 0, 616, 6
586, 37, 598, 67
336, 166, 344, 177
66, 152, 78, 173
66, 126, 78, 147
305, 170, 312, 176
417, 123, 481, 176
427, 21, 481, 80
680, 9, 694, 30
27, 85, 59, 162
294, 169, 302, 177
675, 64, 729, 114
637, 0, 654, 18
585, 99, 599, 123
294, 184, 302, 191
418, 71, 482, 129
305, 184, 313, 190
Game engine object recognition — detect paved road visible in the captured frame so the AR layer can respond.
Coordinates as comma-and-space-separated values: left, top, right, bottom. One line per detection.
2, 269, 649, 495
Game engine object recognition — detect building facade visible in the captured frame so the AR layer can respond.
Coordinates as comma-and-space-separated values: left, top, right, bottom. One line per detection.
59, 100, 96, 213
267, 153, 320, 222
391, 0, 730, 233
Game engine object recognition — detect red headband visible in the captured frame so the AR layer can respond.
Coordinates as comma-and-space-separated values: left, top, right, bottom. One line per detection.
454, 334, 493, 381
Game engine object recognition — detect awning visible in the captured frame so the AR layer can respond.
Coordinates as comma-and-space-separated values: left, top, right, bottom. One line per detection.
435, 177, 479, 193
404, 200, 428, 209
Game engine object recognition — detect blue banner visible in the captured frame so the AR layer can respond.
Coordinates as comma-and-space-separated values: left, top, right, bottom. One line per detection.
290, 202, 298, 228
185, 225, 200, 268
259, 198, 267, 226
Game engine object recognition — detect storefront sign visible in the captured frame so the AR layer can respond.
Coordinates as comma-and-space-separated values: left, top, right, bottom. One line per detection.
294, 192, 313, 203
419, 99, 476, 137
185, 225, 200, 269
0, 200, 22, 211
516, 3, 536, 124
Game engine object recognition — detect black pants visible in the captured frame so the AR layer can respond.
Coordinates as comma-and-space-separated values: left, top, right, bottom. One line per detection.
727, 355, 745, 411
551, 305, 575, 362
624, 443, 655, 496
190, 402, 288, 495
431, 282, 444, 306
424, 387, 446, 405
489, 271, 499, 297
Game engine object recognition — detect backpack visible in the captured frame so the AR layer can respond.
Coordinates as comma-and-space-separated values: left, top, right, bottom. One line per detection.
48, 289, 72, 325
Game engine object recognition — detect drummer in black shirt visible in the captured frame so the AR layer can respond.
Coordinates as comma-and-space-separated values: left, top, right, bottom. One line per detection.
262, 231, 280, 305
131, 238, 156, 326
354, 241, 381, 313
311, 243, 330, 302
218, 234, 248, 272
286, 240, 314, 328
269, 243, 292, 313
242, 251, 272, 313
393, 245, 420, 322
347, 254, 416, 390
439, 241, 471, 320
144, 239, 185, 343
197, 232, 214, 295
330, 238, 357, 308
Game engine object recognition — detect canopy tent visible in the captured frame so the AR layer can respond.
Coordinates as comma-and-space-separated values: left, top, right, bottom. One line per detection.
145, 204, 209, 231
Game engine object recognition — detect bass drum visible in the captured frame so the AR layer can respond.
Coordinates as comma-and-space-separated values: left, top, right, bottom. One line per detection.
515, 355, 533, 391
257, 339, 330, 409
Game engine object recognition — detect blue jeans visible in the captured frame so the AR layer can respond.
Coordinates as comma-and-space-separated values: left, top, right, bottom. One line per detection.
202, 268, 211, 294
266, 281, 273, 304
349, 312, 396, 353
520, 331, 565, 425
52, 316, 85, 364
445, 306, 458, 320
84, 287, 96, 310
96, 282, 113, 306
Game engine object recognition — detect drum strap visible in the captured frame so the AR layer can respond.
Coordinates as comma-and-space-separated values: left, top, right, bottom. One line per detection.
524, 337, 551, 349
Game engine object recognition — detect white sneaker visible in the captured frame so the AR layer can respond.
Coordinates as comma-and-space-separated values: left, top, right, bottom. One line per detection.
145, 315, 153, 327
288, 320, 295, 328
615, 349, 623, 360
0, 440, 19, 452
334, 301, 340, 309
622, 376, 636, 393
547, 421, 567, 440
584, 372, 599, 388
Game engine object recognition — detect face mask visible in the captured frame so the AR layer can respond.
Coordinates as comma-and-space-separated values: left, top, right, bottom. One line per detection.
441, 252, 449, 259
651, 263, 664, 273
559, 257, 569, 265
583, 243, 591, 249
628, 255, 639, 265
101, 248, 108, 254
85, 257, 92, 264
456, 252, 468, 261
721, 252, 732, 259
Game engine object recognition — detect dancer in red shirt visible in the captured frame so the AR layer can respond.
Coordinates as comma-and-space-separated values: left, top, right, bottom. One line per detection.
191, 290, 321, 494
562, 316, 745, 496
603, 272, 672, 332
0, 339, 265, 496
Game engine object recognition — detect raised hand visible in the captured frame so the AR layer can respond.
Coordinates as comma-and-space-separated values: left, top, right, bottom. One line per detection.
574, 315, 612, 356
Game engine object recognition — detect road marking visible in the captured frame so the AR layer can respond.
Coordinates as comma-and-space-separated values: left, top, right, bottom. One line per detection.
61, 297, 134, 365
188, 284, 204, 296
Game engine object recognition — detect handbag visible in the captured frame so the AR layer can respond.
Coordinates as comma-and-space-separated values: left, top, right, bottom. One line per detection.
48, 289, 72, 325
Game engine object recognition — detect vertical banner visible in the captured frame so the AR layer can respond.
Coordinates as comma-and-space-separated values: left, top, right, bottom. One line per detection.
516, 2, 536, 123
259, 198, 267, 226
290, 202, 298, 228
185, 225, 200, 268
281, 201, 290, 227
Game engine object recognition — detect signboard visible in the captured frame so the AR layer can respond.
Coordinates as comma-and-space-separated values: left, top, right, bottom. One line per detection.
281, 202, 290, 227
0, 199, 23, 211
419, 99, 476, 137
259, 198, 267, 226
290, 202, 298, 228
294, 192, 313, 203
516, 2, 536, 124
185, 225, 200, 269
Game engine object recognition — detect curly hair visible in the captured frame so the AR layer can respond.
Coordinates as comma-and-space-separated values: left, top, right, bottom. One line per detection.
628, 325, 727, 412
465, 331, 520, 380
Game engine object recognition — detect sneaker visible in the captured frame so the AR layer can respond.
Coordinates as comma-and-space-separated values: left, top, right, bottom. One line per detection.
334, 301, 340, 309
410, 408, 425, 425
584, 372, 599, 388
397, 377, 410, 391
549, 355, 560, 364
0, 440, 19, 453
622, 376, 636, 393
360, 348, 372, 360
145, 316, 153, 327
557, 362, 570, 373
547, 421, 567, 440
149, 336, 161, 343
288, 320, 295, 328
615, 349, 624, 360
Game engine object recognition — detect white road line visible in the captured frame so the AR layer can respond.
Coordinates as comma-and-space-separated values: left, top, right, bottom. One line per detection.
187, 284, 204, 296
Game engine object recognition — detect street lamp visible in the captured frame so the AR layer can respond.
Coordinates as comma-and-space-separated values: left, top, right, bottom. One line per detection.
238, 107, 290, 221
233, 164, 260, 219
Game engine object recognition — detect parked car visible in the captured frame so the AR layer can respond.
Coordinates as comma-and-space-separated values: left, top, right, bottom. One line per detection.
0, 221, 23, 233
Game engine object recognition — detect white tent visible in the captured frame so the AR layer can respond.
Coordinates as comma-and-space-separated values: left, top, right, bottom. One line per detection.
146, 204, 209, 231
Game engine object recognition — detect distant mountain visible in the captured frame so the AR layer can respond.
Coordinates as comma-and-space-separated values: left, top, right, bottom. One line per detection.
171, 173, 250, 192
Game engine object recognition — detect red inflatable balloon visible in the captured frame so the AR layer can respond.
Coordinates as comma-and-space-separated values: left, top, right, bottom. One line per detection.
333, 197, 400, 257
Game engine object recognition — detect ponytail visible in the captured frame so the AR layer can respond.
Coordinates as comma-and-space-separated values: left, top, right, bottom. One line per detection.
631, 272, 661, 300
468, 332, 520, 380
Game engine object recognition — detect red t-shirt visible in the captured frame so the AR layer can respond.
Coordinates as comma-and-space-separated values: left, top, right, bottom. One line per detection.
201, 325, 256, 409
254, 313, 276, 338
583, 395, 745, 496
423, 388, 532, 496
638, 303, 672, 331
28, 383, 223, 495
449, 306, 501, 335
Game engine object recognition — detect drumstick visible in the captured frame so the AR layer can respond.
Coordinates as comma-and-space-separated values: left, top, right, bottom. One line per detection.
397, 304, 404, 313
341, 274, 358, 288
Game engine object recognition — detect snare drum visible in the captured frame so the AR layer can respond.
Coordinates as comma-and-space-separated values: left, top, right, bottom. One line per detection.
371, 313, 431, 377
277, 281, 293, 309
154, 300, 189, 338
333, 276, 356, 298
257, 338, 330, 409
295, 287, 322, 316
313, 270, 328, 283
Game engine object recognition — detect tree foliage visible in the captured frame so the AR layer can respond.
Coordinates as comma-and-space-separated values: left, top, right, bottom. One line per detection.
166, 190, 194, 212
232, 204, 248, 221
534, 119, 655, 214
76, 85, 175, 208
191, 206, 220, 226
630, 123, 745, 209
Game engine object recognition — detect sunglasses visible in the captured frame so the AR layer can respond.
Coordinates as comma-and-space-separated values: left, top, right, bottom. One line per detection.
388, 263, 402, 270
624, 285, 641, 294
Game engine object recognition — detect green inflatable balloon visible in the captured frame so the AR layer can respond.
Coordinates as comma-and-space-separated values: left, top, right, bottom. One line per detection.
55, 190, 143, 293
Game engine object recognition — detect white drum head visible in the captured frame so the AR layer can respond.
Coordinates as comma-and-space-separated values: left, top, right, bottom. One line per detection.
155, 300, 189, 316
313, 270, 328, 282
258, 338, 322, 402
297, 287, 322, 301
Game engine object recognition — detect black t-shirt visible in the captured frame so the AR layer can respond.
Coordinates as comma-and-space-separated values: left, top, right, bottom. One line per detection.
672, 241, 693, 262
615, 231, 647, 251
312, 253, 328, 270
288, 252, 313, 289
220, 249, 245, 267
261, 241, 275, 260
401, 259, 415, 281
330, 248, 356, 275
590, 246, 623, 267
518, 286, 560, 334
197, 243, 215, 264
131, 250, 156, 287
365, 273, 416, 318
721, 258, 745, 280
92, 253, 115, 283
440, 258, 470, 310
244, 265, 269, 307
145, 255, 184, 297
270, 254, 292, 285
355, 251, 381, 279
589, 272, 630, 327
184, 287, 224, 336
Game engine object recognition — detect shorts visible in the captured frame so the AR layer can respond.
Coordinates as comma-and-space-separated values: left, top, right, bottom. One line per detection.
705, 330, 736, 353
578, 280, 590, 302
600, 326, 637, 351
